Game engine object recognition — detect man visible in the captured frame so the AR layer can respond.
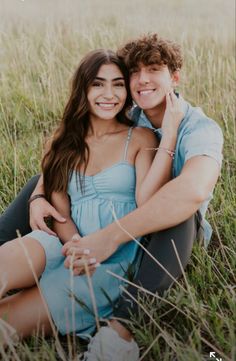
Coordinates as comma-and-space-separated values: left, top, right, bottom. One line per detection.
0, 34, 223, 361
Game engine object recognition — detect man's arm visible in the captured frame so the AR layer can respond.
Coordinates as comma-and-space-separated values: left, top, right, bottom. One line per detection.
29, 175, 66, 235
62, 155, 220, 263
29, 136, 67, 234
110, 155, 220, 243
30, 174, 44, 196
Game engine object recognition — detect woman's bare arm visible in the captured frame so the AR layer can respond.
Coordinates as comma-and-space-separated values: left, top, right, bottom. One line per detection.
50, 191, 80, 244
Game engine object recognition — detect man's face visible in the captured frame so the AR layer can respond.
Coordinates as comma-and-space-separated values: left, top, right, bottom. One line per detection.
129, 63, 179, 110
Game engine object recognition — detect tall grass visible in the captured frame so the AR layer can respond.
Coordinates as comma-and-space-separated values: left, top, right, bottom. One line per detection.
0, 0, 235, 360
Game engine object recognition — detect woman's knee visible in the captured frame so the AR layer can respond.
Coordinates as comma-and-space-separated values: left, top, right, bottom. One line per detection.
0, 237, 46, 276
0, 238, 20, 260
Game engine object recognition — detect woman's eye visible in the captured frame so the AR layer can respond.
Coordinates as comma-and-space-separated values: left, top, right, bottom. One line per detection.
114, 82, 125, 87
92, 82, 103, 87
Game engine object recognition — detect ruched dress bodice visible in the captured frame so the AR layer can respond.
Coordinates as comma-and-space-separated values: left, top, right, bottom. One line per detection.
68, 161, 138, 263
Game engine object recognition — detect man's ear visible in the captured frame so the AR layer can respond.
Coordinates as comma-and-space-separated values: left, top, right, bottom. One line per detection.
171, 70, 180, 87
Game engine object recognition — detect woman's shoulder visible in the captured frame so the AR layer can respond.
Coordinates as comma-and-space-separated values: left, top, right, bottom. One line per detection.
132, 126, 157, 145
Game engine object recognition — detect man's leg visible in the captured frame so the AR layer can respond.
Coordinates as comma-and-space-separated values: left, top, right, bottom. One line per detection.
0, 175, 40, 245
113, 213, 197, 323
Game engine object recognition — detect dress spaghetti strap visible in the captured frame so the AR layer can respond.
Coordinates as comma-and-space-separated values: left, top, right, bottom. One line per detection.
123, 127, 133, 161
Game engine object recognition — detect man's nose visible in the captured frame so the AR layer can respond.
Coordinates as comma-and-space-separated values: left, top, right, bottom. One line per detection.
138, 69, 150, 84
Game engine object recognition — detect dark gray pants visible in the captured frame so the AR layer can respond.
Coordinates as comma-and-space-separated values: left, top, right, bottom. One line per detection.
113, 214, 197, 321
0, 176, 198, 321
0, 175, 40, 244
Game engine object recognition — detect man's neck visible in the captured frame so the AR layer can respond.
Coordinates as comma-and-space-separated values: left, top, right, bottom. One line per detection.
143, 102, 166, 129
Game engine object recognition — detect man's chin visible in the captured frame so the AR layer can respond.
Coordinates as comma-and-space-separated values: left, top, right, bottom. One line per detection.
135, 101, 161, 110
134, 96, 165, 110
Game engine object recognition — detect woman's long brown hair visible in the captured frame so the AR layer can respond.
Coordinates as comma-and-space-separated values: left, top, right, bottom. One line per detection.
42, 49, 133, 201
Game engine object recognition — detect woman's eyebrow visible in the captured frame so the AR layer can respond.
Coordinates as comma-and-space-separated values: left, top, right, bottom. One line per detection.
94, 76, 125, 81
112, 77, 125, 81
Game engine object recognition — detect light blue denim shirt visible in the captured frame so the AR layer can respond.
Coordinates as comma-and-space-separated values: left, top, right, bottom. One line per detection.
131, 97, 223, 246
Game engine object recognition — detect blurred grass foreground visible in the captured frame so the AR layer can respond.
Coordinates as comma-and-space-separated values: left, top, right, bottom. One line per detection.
0, 0, 235, 360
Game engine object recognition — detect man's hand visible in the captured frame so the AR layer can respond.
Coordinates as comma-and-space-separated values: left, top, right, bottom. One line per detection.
29, 198, 66, 235
62, 233, 118, 275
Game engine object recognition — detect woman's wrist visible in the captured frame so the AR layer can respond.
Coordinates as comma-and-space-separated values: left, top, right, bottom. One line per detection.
159, 133, 177, 150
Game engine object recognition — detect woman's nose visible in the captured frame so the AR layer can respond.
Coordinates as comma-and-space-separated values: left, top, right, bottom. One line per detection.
103, 85, 114, 98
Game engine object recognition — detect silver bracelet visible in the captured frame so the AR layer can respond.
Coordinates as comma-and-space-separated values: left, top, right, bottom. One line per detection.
146, 147, 175, 159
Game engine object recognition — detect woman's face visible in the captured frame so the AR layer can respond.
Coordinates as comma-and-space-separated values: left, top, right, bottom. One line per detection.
87, 63, 127, 121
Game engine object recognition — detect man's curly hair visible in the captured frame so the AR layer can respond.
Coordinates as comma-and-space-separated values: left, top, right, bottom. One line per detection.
117, 33, 183, 73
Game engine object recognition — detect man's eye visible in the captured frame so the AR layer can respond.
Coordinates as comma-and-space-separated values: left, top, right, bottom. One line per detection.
130, 68, 138, 74
150, 66, 160, 72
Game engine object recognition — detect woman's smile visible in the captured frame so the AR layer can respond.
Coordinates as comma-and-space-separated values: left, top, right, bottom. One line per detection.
95, 102, 119, 110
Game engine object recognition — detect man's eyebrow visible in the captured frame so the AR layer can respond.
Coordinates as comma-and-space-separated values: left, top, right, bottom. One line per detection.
94, 77, 125, 81
147, 63, 163, 67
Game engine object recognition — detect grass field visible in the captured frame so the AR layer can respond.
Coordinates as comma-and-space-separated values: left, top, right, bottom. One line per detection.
0, 0, 235, 360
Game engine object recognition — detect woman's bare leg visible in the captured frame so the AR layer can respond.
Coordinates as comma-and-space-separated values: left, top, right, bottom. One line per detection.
0, 237, 46, 297
0, 286, 52, 340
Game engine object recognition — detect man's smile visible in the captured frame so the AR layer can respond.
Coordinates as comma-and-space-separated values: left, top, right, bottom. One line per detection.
137, 89, 156, 95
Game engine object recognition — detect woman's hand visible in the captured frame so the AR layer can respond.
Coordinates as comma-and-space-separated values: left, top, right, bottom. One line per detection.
29, 198, 66, 236
161, 91, 184, 140
62, 233, 118, 275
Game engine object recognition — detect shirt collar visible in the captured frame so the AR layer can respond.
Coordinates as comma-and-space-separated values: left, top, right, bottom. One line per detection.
137, 95, 189, 137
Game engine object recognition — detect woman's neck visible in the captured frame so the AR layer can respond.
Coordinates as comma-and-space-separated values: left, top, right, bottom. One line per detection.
88, 116, 121, 139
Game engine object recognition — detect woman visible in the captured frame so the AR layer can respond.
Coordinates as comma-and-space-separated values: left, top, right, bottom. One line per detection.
0, 49, 181, 341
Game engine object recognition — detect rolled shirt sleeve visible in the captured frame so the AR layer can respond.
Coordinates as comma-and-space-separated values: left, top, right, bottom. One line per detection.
181, 118, 223, 167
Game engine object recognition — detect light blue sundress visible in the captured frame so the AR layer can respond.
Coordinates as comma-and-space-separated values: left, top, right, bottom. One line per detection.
25, 127, 139, 336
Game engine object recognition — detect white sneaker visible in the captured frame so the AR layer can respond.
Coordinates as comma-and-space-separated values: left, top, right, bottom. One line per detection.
82, 326, 139, 361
